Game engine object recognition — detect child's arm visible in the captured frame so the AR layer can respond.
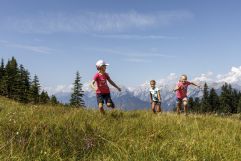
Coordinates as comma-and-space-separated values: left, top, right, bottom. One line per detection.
174, 85, 181, 92
190, 82, 201, 88
107, 78, 121, 92
157, 90, 162, 103
150, 92, 153, 103
91, 80, 98, 91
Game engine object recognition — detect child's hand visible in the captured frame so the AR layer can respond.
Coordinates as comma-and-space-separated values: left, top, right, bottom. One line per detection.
117, 87, 121, 92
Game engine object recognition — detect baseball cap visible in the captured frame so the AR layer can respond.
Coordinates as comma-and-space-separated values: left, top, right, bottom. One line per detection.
96, 59, 109, 68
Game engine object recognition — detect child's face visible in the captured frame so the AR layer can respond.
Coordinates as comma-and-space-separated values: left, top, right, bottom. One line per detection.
150, 82, 156, 88
99, 65, 107, 72
180, 76, 187, 83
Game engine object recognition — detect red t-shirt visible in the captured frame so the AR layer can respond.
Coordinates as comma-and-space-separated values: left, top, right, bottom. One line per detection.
93, 72, 110, 94
176, 81, 191, 99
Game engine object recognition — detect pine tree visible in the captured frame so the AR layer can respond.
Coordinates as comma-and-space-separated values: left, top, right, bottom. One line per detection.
194, 97, 201, 113
0, 58, 5, 95
0, 58, 4, 80
16, 65, 31, 103
219, 83, 233, 113
208, 88, 220, 113
39, 90, 50, 104
201, 83, 211, 112
188, 97, 194, 112
4, 57, 19, 99
50, 95, 59, 105
237, 97, 241, 113
69, 71, 85, 107
29, 75, 40, 104
231, 89, 239, 113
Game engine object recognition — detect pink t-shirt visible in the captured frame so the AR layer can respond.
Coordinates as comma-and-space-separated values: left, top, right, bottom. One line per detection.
93, 72, 110, 94
176, 81, 191, 99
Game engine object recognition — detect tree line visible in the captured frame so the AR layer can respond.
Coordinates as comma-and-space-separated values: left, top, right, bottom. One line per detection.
189, 83, 241, 114
2, 57, 241, 113
0, 57, 85, 107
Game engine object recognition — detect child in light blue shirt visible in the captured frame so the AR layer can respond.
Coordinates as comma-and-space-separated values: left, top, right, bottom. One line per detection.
149, 80, 162, 113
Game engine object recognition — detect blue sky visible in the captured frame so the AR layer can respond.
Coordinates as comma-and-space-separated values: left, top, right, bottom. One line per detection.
1, 0, 241, 91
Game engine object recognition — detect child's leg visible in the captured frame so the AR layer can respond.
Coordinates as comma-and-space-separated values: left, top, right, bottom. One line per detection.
183, 97, 188, 115
97, 94, 105, 114
106, 94, 115, 109
98, 103, 105, 114
176, 99, 182, 114
156, 102, 161, 113
151, 102, 156, 113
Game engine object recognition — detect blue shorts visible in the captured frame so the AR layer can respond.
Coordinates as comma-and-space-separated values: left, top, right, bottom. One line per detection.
176, 97, 188, 104
96, 93, 115, 108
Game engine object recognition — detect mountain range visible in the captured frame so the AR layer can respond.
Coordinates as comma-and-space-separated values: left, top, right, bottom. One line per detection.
52, 66, 241, 111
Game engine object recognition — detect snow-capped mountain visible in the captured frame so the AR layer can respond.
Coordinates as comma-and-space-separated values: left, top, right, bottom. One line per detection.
51, 66, 241, 111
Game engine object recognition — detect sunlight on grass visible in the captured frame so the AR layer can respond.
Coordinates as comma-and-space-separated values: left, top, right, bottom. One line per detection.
0, 96, 240, 160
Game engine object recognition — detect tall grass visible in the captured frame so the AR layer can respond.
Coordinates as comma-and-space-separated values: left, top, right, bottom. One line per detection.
0, 96, 240, 161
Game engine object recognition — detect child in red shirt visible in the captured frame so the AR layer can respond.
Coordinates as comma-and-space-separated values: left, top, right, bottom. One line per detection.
91, 60, 121, 114
174, 74, 200, 115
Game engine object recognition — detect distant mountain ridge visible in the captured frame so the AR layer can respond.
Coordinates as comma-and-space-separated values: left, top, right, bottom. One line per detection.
53, 66, 241, 110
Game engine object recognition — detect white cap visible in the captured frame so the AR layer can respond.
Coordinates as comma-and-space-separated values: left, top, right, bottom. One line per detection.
96, 59, 109, 68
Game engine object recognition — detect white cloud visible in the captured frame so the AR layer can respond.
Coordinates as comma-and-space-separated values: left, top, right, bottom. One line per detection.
123, 58, 152, 63
44, 84, 73, 95
158, 73, 178, 85
216, 66, 241, 84
92, 34, 179, 40
0, 41, 54, 54
87, 48, 176, 62
191, 67, 241, 86
2, 10, 193, 34
0, 40, 8, 43
192, 72, 214, 82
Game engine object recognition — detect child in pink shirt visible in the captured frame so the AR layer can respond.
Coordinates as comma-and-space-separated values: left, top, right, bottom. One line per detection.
174, 74, 200, 115
91, 60, 121, 114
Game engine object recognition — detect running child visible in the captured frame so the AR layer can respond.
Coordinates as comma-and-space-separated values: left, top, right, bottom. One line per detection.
149, 80, 162, 113
174, 74, 200, 115
91, 59, 121, 114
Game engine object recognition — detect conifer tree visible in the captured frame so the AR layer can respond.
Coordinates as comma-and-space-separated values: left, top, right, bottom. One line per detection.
237, 97, 241, 113
39, 90, 50, 104
0, 58, 5, 95
188, 97, 194, 111
50, 95, 59, 105
208, 88, 220, 112
4, 57, 19, 99
0, 58, 4, 80
231, 89, 239, 113
15, 65, 31, 103
194, 97, 201, 112
201, 83, 211, 112
69, 71, 85, 107
219, 83, 233, 113
29, 75, 40, 104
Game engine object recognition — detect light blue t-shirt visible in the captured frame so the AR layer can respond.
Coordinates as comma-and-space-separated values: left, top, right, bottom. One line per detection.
149, 87, 160, 101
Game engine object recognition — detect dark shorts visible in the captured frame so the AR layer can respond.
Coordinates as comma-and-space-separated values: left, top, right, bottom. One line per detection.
96, 93, 115, 108
152, 101, 161, 105
176, 97, 188, 104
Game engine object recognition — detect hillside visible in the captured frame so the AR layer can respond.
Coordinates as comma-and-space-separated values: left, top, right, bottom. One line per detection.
0, 96, 240, 161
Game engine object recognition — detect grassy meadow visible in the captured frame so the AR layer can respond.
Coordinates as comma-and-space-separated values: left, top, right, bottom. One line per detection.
0, 96, 240, 161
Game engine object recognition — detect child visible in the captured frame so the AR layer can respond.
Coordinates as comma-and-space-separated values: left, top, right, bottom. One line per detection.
149, 80, 162, 113
174, 74, 200, 115
91, 59, 121, 114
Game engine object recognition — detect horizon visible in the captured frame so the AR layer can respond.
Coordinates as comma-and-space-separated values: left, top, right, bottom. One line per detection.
1, 0, 241, 94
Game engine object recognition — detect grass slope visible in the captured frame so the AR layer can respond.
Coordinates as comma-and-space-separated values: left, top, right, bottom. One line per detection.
0, 96, 240, 161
